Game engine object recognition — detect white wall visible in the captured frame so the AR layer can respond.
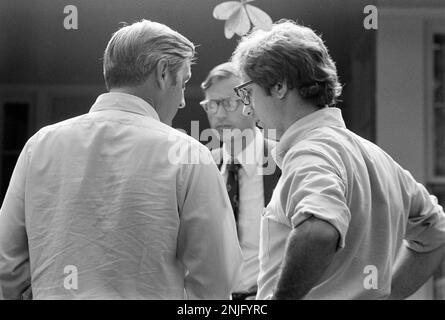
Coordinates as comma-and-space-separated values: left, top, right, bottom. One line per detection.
376, 7, 445, 300
376, 15, 425, 181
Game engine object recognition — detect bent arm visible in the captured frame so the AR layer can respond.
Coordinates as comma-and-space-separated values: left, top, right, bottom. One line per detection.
388, 242, 445, 300
393, 172, 445, 299
273, 216, 339, 300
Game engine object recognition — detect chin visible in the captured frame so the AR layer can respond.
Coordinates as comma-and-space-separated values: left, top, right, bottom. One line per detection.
255, 120, 266, 129
219, 129, 234, 143
163, 111, 178, 127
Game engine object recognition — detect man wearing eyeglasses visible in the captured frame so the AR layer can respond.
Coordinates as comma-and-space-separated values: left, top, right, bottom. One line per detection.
200, 62, 281, 300
231, 20, 445, 300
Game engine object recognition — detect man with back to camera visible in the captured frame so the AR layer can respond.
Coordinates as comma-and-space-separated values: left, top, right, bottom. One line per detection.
0, 19, 242, 299
200, 62, 281, 299
231, 19, 445, 299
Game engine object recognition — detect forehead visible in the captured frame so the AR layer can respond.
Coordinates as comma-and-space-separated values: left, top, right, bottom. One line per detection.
205, 76, 242, 100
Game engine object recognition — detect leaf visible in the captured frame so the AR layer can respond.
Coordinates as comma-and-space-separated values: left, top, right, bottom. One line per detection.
224, 6, 251, 39
245, 4, 272, 31
213, 1, 242, 20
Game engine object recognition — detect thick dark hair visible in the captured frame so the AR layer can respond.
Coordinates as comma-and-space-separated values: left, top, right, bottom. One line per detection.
232, 20, 342, 107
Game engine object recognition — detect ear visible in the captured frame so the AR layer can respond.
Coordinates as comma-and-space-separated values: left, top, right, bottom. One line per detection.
271, 81, 288, 100
155, 59, 169, 90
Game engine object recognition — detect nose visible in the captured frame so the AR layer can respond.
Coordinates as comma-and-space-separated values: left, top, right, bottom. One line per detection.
213, 104, 227, 119
179, 95, 186, 109
242, 105, 254, 117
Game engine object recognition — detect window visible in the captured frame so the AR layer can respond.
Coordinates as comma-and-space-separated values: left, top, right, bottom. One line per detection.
428, 25, 445, 300
432, 34, 445, 178
0, 101, 31, 202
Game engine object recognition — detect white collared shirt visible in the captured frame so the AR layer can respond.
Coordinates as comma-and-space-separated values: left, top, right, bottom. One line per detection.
221, 128, 264, 293
0, 92, 243, 299
257, 107, 445, 300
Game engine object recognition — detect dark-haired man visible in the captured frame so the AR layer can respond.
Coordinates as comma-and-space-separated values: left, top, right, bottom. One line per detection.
232, 20, 445, 300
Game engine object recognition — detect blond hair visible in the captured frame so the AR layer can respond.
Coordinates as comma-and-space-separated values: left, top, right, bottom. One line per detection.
103, 20, 195, 90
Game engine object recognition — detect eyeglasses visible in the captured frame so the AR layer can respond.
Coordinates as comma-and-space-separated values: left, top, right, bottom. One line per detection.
199, 98, 243, 114
234, 80, 254, 105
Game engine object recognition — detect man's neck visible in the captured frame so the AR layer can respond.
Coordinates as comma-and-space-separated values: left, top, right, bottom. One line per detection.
278, 102, 321, 139
110, 85, 156, 109
224, 127, 257, 158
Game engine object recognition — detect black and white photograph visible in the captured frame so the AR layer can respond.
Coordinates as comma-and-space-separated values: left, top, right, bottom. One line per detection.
0, 0, 445, 307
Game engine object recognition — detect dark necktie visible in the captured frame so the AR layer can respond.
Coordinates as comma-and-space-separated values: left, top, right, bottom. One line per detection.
226, 161, 241, 224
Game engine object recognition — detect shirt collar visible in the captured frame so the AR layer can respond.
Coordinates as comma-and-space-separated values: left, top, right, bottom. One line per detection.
221, 127, 264, 178
89, 92, 160, 121
273, 107, 346, 168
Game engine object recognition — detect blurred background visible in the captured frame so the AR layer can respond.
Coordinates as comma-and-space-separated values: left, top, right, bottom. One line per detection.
0, 0, 444, 299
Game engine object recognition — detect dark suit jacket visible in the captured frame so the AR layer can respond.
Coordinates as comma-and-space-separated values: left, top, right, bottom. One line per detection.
211, 139, 281, 207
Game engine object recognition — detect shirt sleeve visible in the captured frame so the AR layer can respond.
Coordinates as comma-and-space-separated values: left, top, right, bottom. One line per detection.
176, 145, 243, 299
0, 141, 32, 299
280, 149, 351, 250
401, 169, 445, 252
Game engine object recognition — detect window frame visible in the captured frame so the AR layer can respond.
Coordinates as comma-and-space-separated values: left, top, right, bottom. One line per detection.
0, 95, 35, 201
427, 22, 445, 183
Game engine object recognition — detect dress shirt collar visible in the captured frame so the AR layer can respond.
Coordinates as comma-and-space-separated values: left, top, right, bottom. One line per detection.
221, 127, 264, 178
274, 107, 346, 168
89, 92, 160, 121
